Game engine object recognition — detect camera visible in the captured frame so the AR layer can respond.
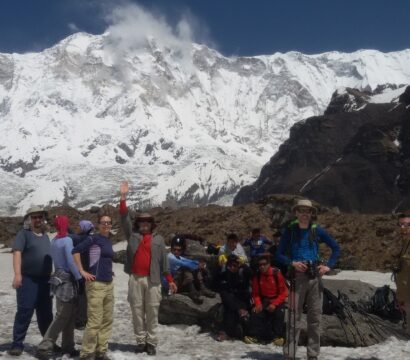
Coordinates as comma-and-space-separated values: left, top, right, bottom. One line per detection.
305, 260, 318, 279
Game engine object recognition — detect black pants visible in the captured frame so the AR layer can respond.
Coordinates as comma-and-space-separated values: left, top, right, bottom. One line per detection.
222, 303, 249, 338
248, 302, 285, 341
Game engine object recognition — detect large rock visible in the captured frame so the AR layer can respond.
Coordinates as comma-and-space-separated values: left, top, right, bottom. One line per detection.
159, 293, 221, 330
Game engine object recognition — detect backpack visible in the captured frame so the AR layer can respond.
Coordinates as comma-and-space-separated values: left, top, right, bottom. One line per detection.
370, 285, 404, 323
322, 288, 346, 319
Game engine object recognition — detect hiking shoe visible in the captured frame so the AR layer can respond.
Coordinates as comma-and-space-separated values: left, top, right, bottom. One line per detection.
243, 336, 259, 344
272, 337, 284, 346
134, 344, 146, 353
65, 349, 80, 357
36, 349, 53, 360
8, 348, 23, 356
53, 344, 62, 354
95, 353, 110, 360
146, 344, 156, 356
80, 354, 95, 360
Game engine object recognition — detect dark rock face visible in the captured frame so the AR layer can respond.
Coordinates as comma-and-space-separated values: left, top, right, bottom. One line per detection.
234, 86, 410, 213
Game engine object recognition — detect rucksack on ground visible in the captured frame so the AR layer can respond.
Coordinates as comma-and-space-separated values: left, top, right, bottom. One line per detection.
370, 285, 404, 323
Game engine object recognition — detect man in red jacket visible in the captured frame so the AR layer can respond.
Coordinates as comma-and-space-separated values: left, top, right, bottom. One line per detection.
244, 255, 288, 345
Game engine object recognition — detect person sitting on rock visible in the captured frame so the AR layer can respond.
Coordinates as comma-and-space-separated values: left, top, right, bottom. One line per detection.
216, 254, 252, 341
243, 255, 287, 346
218, 233, 248, 268
243, 228, 272, 272
168, 235, 215, 304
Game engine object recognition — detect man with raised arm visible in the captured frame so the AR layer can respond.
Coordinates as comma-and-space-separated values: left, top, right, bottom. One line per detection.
119, 181, 177, 356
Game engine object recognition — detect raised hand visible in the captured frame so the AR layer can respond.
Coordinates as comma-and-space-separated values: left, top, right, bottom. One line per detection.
120, 181, 129, 199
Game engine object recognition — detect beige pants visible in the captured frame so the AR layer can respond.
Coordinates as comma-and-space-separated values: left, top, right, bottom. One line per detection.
38, 298, 76, 353
128, 274, 162, 346
81, 281, 114, 357
284, 273, 323, 359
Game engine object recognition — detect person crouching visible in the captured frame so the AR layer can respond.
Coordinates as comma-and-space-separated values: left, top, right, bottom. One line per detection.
244, 255, 287, 346
168, 235, 215, 304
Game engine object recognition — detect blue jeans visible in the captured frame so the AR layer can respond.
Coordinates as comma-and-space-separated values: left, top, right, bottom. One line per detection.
12, 275, 53, 349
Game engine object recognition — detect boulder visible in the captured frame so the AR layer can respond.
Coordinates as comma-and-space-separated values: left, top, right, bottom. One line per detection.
159, 293, 221, 330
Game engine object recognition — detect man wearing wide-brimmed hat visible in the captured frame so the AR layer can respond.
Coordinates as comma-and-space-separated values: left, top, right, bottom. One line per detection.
8, 206, 53, 356
276, 199, 340, 360
118, 181, 177, 356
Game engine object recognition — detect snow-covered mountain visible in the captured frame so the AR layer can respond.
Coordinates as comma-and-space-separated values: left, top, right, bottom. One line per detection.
1, 31, 410, 215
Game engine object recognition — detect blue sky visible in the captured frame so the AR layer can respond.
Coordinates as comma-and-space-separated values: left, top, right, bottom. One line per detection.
0, 0, 409, 56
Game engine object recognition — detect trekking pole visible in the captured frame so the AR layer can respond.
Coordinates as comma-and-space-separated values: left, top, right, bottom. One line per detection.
287, 268, 296, 360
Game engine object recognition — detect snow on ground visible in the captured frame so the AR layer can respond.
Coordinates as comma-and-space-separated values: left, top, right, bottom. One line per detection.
1, 250, 410, 359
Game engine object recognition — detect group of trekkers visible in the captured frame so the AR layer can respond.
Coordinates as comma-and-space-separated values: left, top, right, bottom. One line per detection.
6, 180, 410, 360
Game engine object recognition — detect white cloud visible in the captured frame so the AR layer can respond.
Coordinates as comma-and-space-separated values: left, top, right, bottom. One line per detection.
68, 22, 80, 32
101, 2, 214, 76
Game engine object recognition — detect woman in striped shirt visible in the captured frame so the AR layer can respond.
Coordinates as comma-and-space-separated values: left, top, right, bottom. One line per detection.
72, 214, 114, 360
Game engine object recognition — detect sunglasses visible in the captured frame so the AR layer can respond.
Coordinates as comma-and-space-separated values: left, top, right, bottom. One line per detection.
100, 221, 112, 226
296, 208, 312, 214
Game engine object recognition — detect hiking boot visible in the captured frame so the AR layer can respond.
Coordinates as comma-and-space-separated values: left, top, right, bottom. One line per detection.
95, 353, 111, 360
8, 348, 23, 356
243, 336, 259, 344
200, 287, 216, 298
134, 344, 146, 353
272, 337, 284, 346
146, 344, 156, 356
36, 349, 53, 360
80, 354, 95, 360
62, 349, 80, 357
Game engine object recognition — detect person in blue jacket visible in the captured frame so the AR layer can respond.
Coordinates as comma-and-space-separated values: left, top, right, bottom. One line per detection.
276, 199, 340, 360
243, 228, 272, 272
168, 235, 215, 304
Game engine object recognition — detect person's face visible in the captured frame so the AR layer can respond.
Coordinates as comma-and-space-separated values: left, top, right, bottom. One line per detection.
296, 207, 313, 223
258, 260, 270, 274
251, 231, 260, 240
172, 246, 183, 256
399, 216, 410, 237
98, 216, 112, 236
227, 239, 237, 251
138, 221, 152, 234
30, 212, 44, 230
227, 261, 240, 273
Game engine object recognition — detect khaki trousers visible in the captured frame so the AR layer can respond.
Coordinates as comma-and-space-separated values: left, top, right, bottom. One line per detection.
81, 281, 114, 357
284, 273, 323, 359
38, 298, 76, 353
128, 274, 162, 346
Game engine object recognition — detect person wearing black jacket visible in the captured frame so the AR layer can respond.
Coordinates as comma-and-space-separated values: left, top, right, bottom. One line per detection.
68, 220, 94, 330
217, 255, 252, 341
